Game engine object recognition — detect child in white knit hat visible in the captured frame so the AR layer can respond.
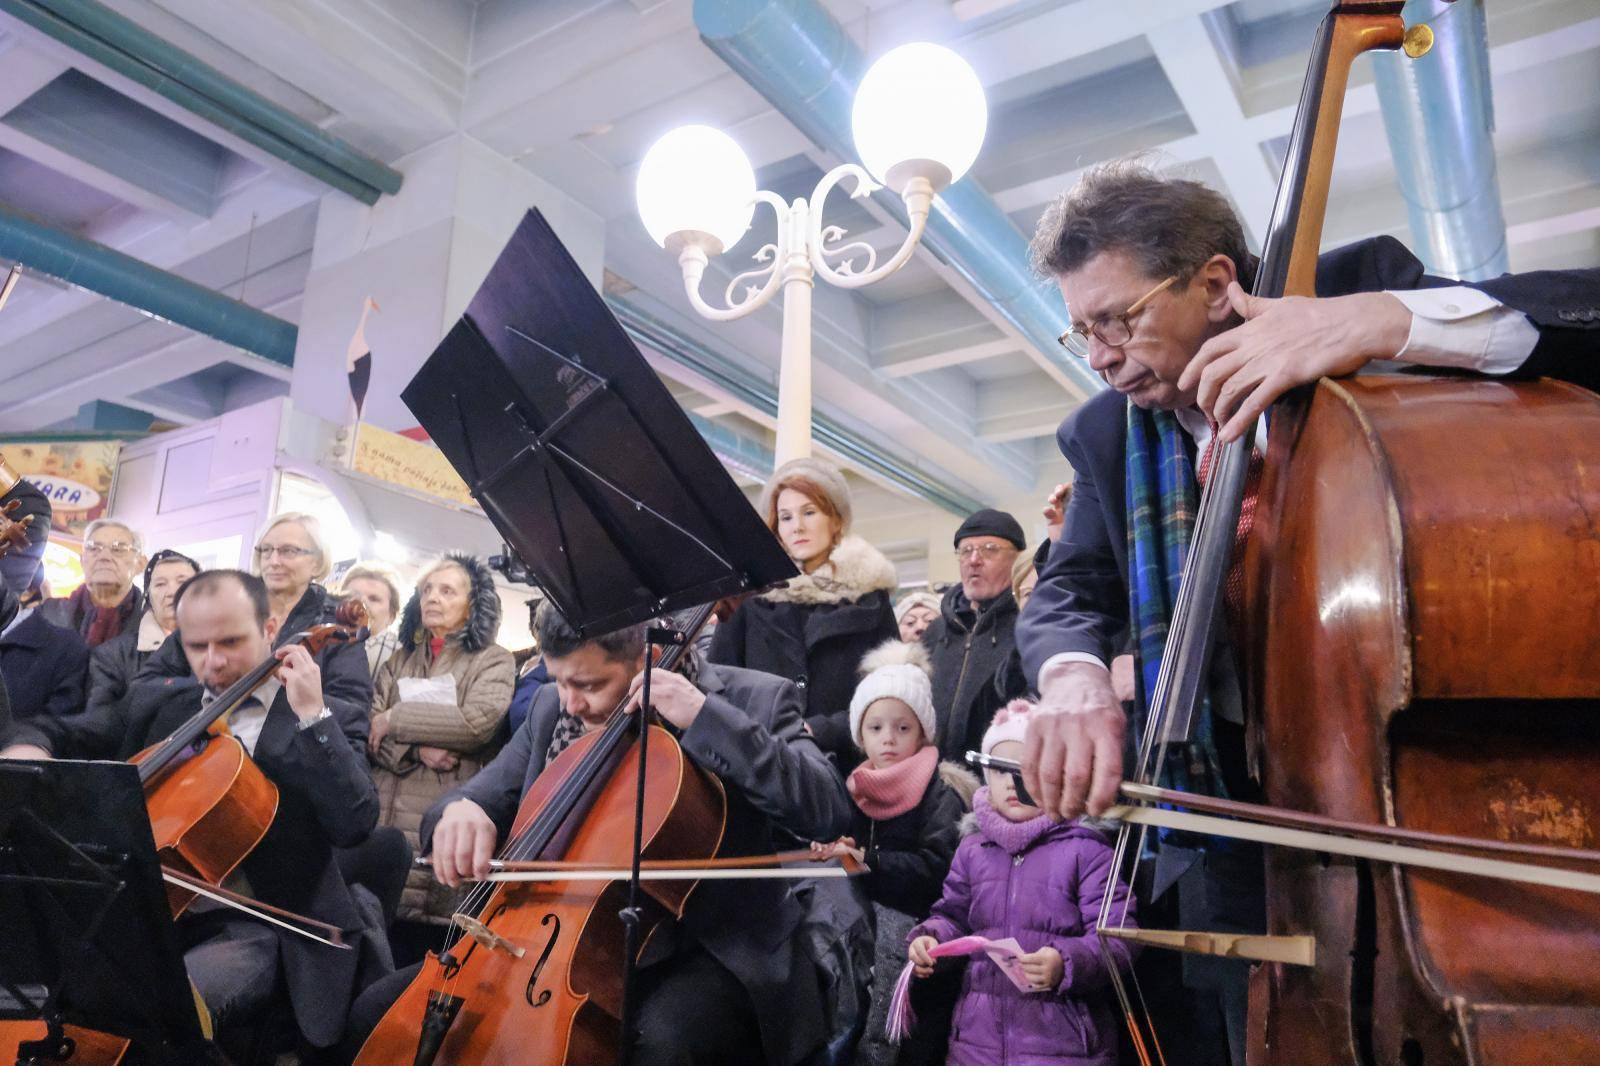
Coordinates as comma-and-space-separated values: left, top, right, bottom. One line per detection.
811, 640, 975, 918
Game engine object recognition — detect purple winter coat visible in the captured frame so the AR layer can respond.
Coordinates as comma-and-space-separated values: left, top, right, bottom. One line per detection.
910, 816, 1137, 1066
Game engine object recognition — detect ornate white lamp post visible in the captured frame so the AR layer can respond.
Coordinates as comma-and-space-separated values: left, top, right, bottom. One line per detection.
636, 42, 987, 466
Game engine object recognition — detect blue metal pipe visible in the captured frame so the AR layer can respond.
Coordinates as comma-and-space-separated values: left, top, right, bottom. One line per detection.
0, 0, 402, 204
693, 0, 1104, 397
0, 202, 298, 365
1372, 0, 1508, 280
608, 294, 985, 516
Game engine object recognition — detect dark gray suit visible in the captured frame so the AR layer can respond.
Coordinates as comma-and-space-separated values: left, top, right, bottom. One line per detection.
420, 661, 851, 1065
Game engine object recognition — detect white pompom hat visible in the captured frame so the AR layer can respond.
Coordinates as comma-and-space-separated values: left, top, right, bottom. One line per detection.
848, 640, 937, 747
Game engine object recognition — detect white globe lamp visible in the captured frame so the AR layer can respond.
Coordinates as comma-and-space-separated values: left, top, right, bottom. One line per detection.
636, 124, 758, 256
851, 42, 988, 195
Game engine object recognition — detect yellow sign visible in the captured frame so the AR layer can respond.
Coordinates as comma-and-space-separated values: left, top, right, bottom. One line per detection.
1, 440, 121, 538
351, 424, 477, 509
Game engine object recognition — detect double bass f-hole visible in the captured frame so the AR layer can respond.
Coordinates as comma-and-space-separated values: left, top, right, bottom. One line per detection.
525, 913, 561, 1008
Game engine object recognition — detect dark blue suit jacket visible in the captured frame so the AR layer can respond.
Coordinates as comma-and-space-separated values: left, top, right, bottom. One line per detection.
1018, 236, 1600, 681
0, 610, 88, 725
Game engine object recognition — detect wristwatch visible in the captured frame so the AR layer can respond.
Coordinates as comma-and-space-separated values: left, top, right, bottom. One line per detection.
297, 706, 333, 730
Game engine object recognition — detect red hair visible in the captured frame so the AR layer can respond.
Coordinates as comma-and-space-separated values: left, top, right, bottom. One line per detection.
765, 475, 843, 538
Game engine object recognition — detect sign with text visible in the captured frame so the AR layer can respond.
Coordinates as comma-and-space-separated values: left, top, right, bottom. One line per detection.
351, 422, 477, 510
1, 440, 121, 537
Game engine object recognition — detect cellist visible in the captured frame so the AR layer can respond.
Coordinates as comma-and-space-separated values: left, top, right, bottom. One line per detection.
0, 569, 381, 1058
344, 599, 851, 1066
1012, 159, 1600, 1063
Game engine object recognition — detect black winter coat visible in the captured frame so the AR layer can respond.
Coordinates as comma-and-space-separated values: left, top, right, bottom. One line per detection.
708, 535, 898, 763
924, 585, 1019, 762
0, 611, 87, 726
847, 764, 969, 918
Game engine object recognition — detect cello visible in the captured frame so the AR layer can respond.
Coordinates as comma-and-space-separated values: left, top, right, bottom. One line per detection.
354, 604, 729, 1065
0, 596, 367, 1063
1093, 2, 1600, 1063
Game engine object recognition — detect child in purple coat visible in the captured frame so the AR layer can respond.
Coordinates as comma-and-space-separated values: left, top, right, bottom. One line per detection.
907, 700, 1137, 1066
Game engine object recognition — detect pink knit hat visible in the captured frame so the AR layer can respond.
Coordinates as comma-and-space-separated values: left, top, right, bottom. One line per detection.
980, 698, 1036, 755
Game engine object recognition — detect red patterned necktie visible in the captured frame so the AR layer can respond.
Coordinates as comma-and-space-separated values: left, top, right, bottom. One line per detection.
1195, 421, 1264, 622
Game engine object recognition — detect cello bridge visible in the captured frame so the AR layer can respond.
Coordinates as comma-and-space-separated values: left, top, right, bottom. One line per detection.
452, 914, 526, 958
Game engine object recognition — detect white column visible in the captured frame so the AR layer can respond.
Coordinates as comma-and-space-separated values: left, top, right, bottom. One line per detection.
773, 196, 815, 466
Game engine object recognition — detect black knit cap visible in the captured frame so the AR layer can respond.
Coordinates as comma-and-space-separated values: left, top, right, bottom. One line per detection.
953, 508, 1026, 551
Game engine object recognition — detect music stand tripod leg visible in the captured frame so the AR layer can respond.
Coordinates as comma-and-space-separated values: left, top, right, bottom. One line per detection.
616, 625, 687, 1066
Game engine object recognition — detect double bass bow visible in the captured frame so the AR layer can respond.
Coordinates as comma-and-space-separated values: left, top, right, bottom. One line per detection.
1088, 3, 1600, 1064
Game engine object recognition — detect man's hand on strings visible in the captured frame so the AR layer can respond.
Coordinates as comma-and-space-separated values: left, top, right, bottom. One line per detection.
431, 798, 498, 887
1178, 284, 1411, 443
1026, 661, 1126, 821
275, 644, 326, 723
626, 668, 706, 730
0, 743, 50, 760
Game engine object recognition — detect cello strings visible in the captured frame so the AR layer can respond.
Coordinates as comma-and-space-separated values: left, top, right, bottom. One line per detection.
436, 606, 713, 980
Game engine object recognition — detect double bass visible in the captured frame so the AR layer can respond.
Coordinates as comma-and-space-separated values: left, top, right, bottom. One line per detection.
1102, 3, 1600, 1063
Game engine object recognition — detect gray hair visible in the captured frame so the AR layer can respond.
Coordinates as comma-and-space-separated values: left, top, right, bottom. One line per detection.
255, 512, 332, 582
1028, 157, 1257, 290
84, 518, 143, 556
534, 600, 646, 664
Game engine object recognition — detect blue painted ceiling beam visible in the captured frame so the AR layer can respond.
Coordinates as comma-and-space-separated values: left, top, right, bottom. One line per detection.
694, 0, 1104, 397
0, 202, 298, 365
0, 0, 402, 204
609, 293, 985, 516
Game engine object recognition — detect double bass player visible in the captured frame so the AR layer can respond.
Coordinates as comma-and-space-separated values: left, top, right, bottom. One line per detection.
1013, 158, 1600, 1063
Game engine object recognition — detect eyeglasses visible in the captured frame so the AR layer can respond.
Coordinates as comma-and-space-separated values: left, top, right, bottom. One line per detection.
1057, 275, 1178, 358
83, 541, 137, 557
955, 543, 1016, 562
255, 544, 315, 560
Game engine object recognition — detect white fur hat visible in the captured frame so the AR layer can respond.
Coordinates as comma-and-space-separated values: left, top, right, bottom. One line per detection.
758, 457, 853, 536
981, 698, 1037, 756
849, 640, 937, 747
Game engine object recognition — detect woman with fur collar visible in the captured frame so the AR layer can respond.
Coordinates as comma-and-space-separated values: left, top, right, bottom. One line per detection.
709, 457, 899, 763
368, 552, 515, 932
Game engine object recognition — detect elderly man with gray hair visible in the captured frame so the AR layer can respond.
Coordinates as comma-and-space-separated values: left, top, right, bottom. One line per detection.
40, 517, 146, 648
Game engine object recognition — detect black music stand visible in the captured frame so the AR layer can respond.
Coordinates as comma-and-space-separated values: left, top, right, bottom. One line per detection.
403, 209, 796, 637
0, 759, 213, 1065
403, 209, 798, 1065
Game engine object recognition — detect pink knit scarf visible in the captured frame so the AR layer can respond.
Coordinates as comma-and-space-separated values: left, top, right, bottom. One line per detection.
847, 746, 939, 820
972, 786, 1057, 855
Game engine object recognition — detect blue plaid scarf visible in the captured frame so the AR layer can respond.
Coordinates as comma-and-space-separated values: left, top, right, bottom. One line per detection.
1124, 404, 1228, 802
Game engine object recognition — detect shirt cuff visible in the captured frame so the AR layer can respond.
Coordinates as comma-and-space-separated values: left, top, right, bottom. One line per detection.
1036, 653, 1110, 710
1388, 286, 1537, 376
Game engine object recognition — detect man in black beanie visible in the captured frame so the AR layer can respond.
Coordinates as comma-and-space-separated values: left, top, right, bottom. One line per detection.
922, 507, 1027, 762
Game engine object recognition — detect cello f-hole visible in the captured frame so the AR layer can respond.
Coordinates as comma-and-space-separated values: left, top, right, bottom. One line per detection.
525, 913, 561, 1008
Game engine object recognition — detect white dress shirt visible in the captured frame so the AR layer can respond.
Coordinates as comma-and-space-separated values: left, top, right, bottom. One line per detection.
1037, 288, 1540, 690
205, 676, 281, 757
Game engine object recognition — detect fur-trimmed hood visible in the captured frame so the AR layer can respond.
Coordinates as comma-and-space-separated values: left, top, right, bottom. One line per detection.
760, 535, 897, 606
398, 552, 501, 652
